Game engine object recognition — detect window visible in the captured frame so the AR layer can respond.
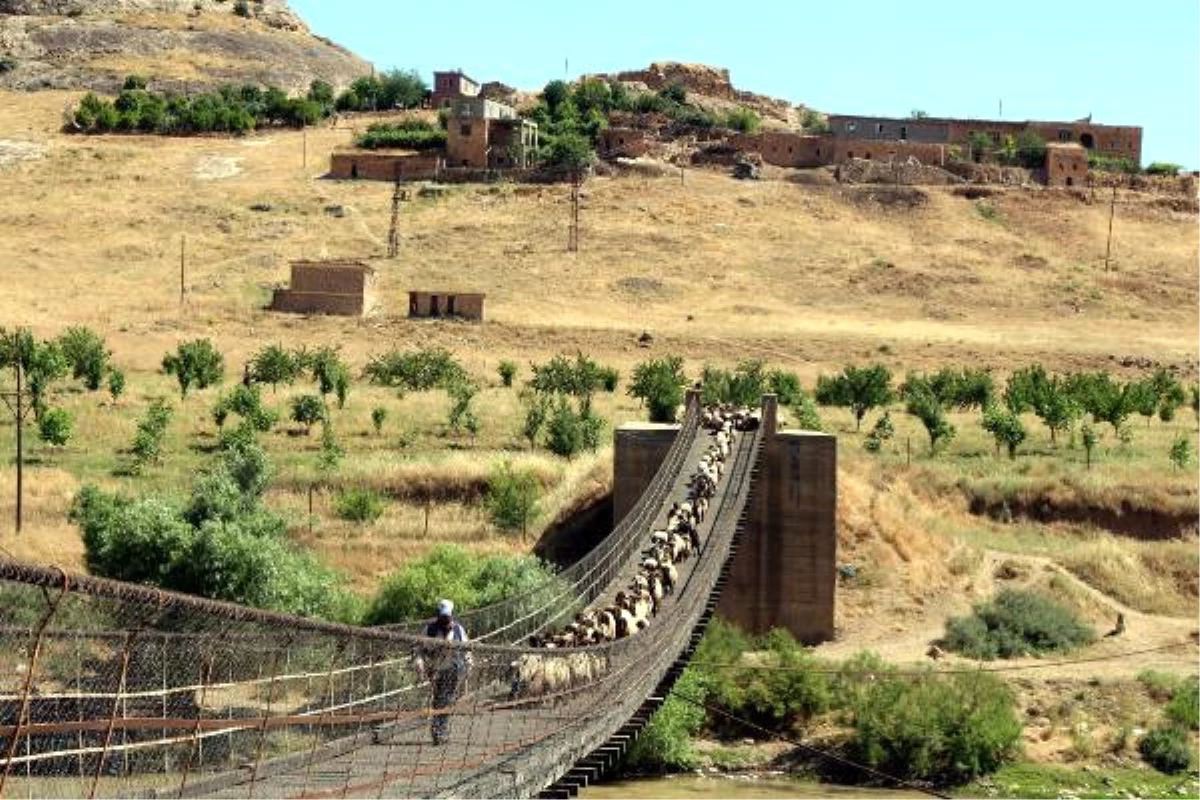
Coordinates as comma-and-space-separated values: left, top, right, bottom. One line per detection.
876, 123, 885, 134
847, 121, 858, 132
1058, 129, 1071, 142
900, 125, 908, 141
865, 152, 871, 159
460, 123, 472, 136
990, 131, 1001, 144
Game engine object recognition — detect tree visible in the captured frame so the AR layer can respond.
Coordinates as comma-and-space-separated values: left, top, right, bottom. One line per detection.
1081, 421, 1100, 470
628, 356, 688, 423
129, 399, 173, 473
904, 381, 956, 454
58, 327, 110, 391
446, 378, 480, 436
485, 461, 542, 538
290, 394, 326, 433
1066, 372, 1138, 436
967, 131, 993, 162
307, 79, 335, 108
1006, 366, 1078, 444
814, 365, 894, 432
521, 391, 550, 450
305, 346, 349, 404
107, 368, 126, 403
982, 405, 1026, 459
542, 80, 571, 113
1169, 435, 1192, 471
248, 344, 301, 392
318, 420, 344, 475
863, 411, 895, 453
233, 0, 251, 17
371, 406, 387, 436
162, 339, 224, 398
543, 132, 595, 174
498, 360, 518, 388
38, 407, 72, 448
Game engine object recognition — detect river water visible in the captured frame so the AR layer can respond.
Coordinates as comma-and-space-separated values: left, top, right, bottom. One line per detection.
579, 774, 926, 799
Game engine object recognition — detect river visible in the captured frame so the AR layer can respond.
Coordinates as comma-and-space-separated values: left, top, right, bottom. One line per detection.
579, 774, 927, 799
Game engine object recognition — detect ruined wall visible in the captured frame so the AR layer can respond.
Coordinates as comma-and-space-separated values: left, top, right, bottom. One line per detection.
290, 263, 369, 295
329, 151, 441, 181
408, 292, 485, 321
270, 291, 365, 317
729, 132, 830, 168
598, 127, 652, 159
833, 138, 949, 165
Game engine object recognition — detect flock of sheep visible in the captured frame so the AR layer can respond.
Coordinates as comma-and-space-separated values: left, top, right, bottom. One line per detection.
506, 404, 762, 703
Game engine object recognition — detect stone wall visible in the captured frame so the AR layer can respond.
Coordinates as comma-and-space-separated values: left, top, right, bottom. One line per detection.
408, 291, 485, 321
270, 290, 365, 316
290, 262, 369, 295
1045, 144, 1088, 187
329, 151, 441, 181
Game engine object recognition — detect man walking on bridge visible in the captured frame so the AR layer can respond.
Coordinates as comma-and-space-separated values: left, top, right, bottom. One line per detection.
415, 599, 470, 746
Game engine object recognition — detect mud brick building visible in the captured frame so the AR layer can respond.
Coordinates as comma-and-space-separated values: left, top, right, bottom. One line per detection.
430, 69, 481, 109
270, 260, 375, 317
446, 98, 539, 169
827, 114, 1142, 166
1044, 143, 1089, 187
408, 291, 485, 321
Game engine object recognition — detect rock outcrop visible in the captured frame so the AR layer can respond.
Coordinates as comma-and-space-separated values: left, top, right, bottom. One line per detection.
0, 0, 370, 93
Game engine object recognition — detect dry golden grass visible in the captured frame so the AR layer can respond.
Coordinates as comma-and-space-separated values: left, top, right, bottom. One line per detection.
0, 90, 1196, 612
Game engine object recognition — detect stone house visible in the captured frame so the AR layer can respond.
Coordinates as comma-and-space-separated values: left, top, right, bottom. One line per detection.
270, 260, 375, 317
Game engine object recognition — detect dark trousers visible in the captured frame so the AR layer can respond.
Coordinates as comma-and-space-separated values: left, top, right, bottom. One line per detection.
430, 668, 462, 743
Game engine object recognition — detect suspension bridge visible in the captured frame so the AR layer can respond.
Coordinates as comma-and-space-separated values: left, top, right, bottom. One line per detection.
0, 392, 834, 799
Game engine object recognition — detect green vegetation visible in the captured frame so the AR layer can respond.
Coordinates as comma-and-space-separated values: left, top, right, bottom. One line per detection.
334, 70, 427, 113
1166, 680, 1199, 730
1138, 725, 1194, 774
334, 488, 385, 524
162, 339, 224, 398
815, 364, 894, 431
1089, 153, 1139, 174
107, 368, 126, 403
958, 762, 1198, 799
371, 406, 387, 435
497, 360, 518, 388
72, 80, 334, 135
355, 119, 447, 150
982, 404, 1027, 459
364, 347, 466, 392
1169, 435, 1192, 470
248, 343, 302, 392
1144, 162, 1182, 176
38, 406, 73, 448
940, 588, 1096, 659
128, 398, 173, 474
58, 326, 110, 391
363, 543, 558, 624
623, 668, 709, 771
289, 394, 326, 433
902, 376, 956, 454
629, 355, 688, 423
485, 460, 541, 537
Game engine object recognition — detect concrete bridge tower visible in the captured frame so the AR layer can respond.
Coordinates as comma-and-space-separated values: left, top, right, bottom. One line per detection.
613, 395, 837, 643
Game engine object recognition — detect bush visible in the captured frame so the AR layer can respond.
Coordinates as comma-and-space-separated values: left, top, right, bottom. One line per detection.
545, 396, 603, 458
815, 365, 894, 431
863, 411, 894, 453
38, 407, 73, 447
628, 356, 688, 423
364, 347, 466, 392
485, 461, 541, 537
791, 393, 823, 432
767, 369, 804, 407
1144, 162, 1182, 176
701, 360, 768, 407
356, 122, 447, 151
290, 394, 326, 433
941, 589, 1095, 660
846, 668, 1022, 782
363, 544, 557, 624
58, 326, 109, 391
446, 378, 480, 436
1139, 725, 1193, 774
129, 398, 173, 473
335, 488, 385, 524
318, 421, 344, 474
162, 339, 224, 398
0, 57, 16, 74
107, 368, 125, 403
498, 360, 518, 388
233, 0, 250, 16
371, 406, 387, 435
529, 352, 608, 414
1165, 680, 1198, 730
248, 343, 301, 391
724, 107, 761, 134
1169, 435, 1192, 471
982, 405, 1026, 459
903, 380, 955, 454
622, 667, 708, 771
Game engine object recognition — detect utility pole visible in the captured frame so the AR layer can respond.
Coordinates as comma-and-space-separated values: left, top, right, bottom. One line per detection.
1103, 185, 1117, 271
302, 128, 308, 171
567, 170, 582, 253
179, 234, 187, 305
0, 356, 32, 535
387, 170, 408, 259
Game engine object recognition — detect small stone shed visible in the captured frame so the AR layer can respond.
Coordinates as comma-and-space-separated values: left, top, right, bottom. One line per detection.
1044, 143, 1089, 187
271, 260, 376, 317
408, 291, 485, 321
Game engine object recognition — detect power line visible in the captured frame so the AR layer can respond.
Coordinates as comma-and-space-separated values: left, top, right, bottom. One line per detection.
670, 690, 951, 799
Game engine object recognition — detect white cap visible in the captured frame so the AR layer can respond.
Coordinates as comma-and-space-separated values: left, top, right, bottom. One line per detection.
437, 599, 454, 617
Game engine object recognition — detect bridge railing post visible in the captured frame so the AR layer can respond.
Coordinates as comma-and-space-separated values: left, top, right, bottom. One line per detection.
761, 393, 778, 438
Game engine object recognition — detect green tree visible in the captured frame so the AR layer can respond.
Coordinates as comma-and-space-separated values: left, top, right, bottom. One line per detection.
371, 406, 387, 435
903, 379, 955, 454
814, 364, 894, 432
628, 356, 688, 423
248, 343, 301, 392
307, 79, 335, 108
967, 131, 993, 162
863, 411, 895, 453
1169, 435, 1192, 471
129, 398, 173, 473
58, 326, 110, 391
724, 107, 761, 133
541, 80, 571, 113
1081, 421, 1100, 469
318, 420, 343, 474
543, 132, 595, 174
446, 378, 480, 436
107, 368, 126, 403
290, 394, 326, 433
982, 405, 1026, 459
521, 391, 550, 450
485, 461, 542, 538
335, 488, 385, 524
38, 406, 73, 448
498, 360, 518, 388
162, 339, 224, 398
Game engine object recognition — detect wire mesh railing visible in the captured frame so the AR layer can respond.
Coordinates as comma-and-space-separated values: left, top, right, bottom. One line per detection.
0, 395, 765, 800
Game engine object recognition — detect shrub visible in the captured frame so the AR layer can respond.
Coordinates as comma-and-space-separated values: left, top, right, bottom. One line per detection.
38, 407, 73, 447
446, 378, 480, 436
485, 461, 541, 537
363, 544, 558, 624
1144, 162, 1182, 176
529, 352, 608, 414
129, 399, 173, 473
941, 589, 1095, 660
863, 411, 894, 453
497, 360, 518, 388
1081, 421, 1100, 469
815, 365, 893, 431
335, 488, 385, 524
767, 369, 804, 407
1169, 435, 1192, 471
791, 393, 823, 432
903, 380, 955, 454
724, 107, 761, 134
542, 131, 595, 173
0, 57, 17, 74
1165, 680, 1198, 730
1089, 153, 1138, 174
355, 123, 447, 151
162, 339, 224, 398
248, 343, 301, 391
364, 347, 466, 392
107, 368, 125, 403
233, 0, 250, 17
545, 396, 602, 458
628, 356, 688, 423
1139, 725, 1193, 774
58, 326, 109, 391
318, 420, 343, 474
622, 667, 707, 771
290, 394, 326, 433
982, 405, 1026, 459
845, 667, 1022, 782
371, 406, 387, 435
521, 391, 550, 449
598, 366, 620, 393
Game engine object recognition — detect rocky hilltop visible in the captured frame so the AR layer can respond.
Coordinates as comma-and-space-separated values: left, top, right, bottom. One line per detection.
0, 0, 371, 93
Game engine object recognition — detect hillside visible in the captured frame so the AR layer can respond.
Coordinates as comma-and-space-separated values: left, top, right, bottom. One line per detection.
0, 0, 370, 93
